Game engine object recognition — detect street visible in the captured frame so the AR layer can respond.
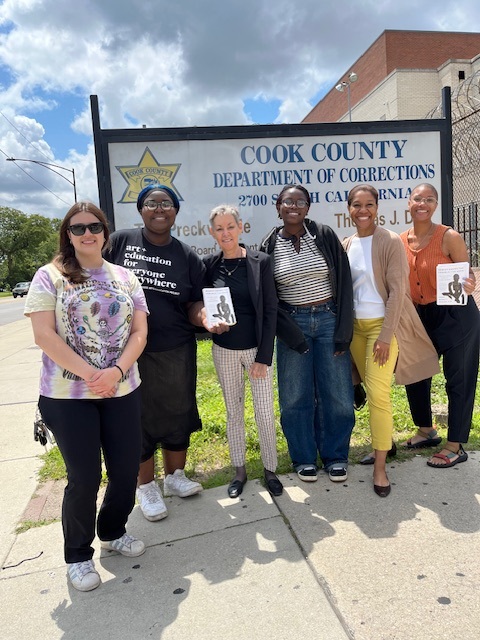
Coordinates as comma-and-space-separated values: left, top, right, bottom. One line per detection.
0, 298, 27, 326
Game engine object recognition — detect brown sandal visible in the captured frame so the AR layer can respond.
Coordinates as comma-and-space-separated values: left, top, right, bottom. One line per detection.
404, 429, 442, 449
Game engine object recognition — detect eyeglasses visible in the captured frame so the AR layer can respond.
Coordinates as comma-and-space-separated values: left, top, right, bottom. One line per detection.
69, 222, 105, 236
281, 198, 309, 208
411, 196, 437, 205
143, 200, 175, 211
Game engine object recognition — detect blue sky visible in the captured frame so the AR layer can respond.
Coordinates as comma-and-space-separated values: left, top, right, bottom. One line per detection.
1, 0, 479, 219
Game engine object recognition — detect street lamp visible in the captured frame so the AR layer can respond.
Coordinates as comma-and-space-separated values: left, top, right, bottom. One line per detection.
6, 157, 77, 202
335, 72, 358, 122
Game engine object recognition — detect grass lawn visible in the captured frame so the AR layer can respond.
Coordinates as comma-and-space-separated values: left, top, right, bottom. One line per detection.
39, 338, 480, 488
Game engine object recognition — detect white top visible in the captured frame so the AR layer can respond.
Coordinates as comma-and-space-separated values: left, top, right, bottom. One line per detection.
347, 236, 385, 319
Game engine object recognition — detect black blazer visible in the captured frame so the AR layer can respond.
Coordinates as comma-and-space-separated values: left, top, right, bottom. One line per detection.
203, 246, 277, 365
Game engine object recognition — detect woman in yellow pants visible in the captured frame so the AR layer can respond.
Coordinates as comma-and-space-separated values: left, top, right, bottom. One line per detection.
343, 185, 439, 497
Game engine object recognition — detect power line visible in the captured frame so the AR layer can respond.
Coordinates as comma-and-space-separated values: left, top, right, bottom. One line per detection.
1, 146, 70, 205
0, 111, 53, 162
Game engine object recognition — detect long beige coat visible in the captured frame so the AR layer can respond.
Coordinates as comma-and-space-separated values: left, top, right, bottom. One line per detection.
342, 226, 440, 385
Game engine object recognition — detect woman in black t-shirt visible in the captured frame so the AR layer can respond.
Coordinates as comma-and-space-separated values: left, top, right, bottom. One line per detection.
106, 184, 206, 522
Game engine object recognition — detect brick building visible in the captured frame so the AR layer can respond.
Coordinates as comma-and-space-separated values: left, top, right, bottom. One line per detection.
303, 30, 480, 123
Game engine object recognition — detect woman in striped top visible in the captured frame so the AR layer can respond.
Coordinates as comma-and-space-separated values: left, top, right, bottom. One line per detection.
261, 185, 355, 483
400, 183, 479, 468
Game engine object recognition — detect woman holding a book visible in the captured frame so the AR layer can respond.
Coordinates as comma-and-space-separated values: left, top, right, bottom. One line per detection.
400, 183, 479, 468
202, 204, 283, 498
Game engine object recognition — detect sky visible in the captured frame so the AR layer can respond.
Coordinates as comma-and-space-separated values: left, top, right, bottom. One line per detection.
0, 0, 479, 220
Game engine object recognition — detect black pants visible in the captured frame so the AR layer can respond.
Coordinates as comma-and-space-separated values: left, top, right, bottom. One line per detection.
39, 389, 142, 563
405, 298, 480, 443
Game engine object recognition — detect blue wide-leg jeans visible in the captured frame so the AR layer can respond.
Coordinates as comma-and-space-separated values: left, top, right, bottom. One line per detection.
276, 302, 354, 471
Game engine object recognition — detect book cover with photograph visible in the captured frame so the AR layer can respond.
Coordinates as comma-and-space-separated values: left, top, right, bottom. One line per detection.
202, 287, 237, 326
436, 262, 469, 305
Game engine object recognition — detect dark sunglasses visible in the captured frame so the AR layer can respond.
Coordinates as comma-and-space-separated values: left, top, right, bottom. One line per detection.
69, 222, 105, 236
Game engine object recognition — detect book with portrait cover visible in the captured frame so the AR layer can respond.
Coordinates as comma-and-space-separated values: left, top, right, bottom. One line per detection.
436, 262, 469, 305
202, 287, 237, 326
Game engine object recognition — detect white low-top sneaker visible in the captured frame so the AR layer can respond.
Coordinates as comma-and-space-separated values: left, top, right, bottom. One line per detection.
67, 559, 101, 592
101, 533, 145, 557
136, 480, 168, 521
163, 469, 203, 498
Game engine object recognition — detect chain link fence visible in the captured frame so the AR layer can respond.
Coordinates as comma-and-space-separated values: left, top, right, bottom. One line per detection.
427, 70, 480, 265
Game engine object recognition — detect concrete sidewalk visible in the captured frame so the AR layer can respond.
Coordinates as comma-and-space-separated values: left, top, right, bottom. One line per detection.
1, 319, 480, 640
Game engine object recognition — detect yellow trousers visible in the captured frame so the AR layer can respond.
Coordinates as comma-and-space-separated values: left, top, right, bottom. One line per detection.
350, 318, 399, 451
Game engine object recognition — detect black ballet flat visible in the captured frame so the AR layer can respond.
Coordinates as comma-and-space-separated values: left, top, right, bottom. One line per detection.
228, 478, 247, 498
388, 442, 397, 458
373, 483, 391, 497
373, 473, 391, 497
360, 442, 397, 466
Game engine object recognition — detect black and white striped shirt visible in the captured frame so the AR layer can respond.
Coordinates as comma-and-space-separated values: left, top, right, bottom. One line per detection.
273, 233, 333, 305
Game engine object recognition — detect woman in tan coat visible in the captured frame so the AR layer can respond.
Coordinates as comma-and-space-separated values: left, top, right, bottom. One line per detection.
343, 185, 439, 496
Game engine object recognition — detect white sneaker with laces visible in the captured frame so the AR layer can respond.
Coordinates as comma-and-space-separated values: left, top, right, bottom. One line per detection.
163, 469, 203, 498
67, 559, 101, 592
100, 533, 145, 557
136, 480, 168, 521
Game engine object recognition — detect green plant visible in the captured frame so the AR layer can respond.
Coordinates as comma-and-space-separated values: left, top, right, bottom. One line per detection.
37, 341, 480, 488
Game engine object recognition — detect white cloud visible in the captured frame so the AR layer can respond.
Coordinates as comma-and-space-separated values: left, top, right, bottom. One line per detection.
1, 0, 480, 217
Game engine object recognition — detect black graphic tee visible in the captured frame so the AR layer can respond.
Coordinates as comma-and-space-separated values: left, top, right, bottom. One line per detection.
106, 228, 206, 351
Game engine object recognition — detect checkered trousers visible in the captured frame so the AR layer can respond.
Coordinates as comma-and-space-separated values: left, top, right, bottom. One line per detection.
212, 343, 277, 471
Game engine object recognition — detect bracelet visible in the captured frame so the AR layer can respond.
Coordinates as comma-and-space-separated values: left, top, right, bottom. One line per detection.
114, 364, 124, 378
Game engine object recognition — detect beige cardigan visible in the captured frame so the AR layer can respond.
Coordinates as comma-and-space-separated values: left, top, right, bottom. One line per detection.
343, 226, 440, 385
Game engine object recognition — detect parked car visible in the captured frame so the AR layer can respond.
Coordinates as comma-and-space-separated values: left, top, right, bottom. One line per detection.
12, 281, 31, 298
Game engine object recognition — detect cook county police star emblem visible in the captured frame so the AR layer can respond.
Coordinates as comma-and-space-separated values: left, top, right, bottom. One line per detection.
116, 147, 182, 204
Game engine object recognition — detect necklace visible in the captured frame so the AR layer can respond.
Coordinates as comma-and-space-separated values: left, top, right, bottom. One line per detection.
221, 258, 241, 276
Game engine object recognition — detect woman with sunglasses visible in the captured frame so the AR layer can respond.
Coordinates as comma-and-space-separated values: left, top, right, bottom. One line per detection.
106, 184, 206, 522
260, 185, 355, 483
400, 183, 479, 468
25, 202, 148, 591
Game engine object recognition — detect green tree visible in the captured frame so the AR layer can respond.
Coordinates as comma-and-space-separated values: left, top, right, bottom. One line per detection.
0, 207, 61, 288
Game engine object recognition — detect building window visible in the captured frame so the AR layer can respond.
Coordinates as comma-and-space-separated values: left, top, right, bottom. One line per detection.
459, 70, 465, 80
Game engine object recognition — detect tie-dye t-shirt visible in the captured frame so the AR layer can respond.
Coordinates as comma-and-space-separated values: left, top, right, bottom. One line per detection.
24, 261, 149, 400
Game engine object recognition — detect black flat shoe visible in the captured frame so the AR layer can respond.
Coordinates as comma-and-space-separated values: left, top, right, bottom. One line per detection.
264, 474, 283, 497
373, 483, 391, 497
228, 478, 247, 498
360, 442, 396, 465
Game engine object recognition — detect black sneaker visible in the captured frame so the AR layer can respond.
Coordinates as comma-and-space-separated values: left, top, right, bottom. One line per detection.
327, 464, 348, 482
297, 466, 318, 482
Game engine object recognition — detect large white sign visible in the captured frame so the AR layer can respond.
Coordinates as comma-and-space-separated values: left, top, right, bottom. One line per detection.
108, 130, 442, 255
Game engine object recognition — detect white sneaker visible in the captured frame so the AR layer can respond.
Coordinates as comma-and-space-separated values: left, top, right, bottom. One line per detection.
100, 533, 145, 557
136, 480, 168, 521
67, 560, 101, 592
163, 469, 203, 498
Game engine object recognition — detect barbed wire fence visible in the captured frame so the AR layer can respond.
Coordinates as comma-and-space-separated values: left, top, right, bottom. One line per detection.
427, 70, 480, 266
